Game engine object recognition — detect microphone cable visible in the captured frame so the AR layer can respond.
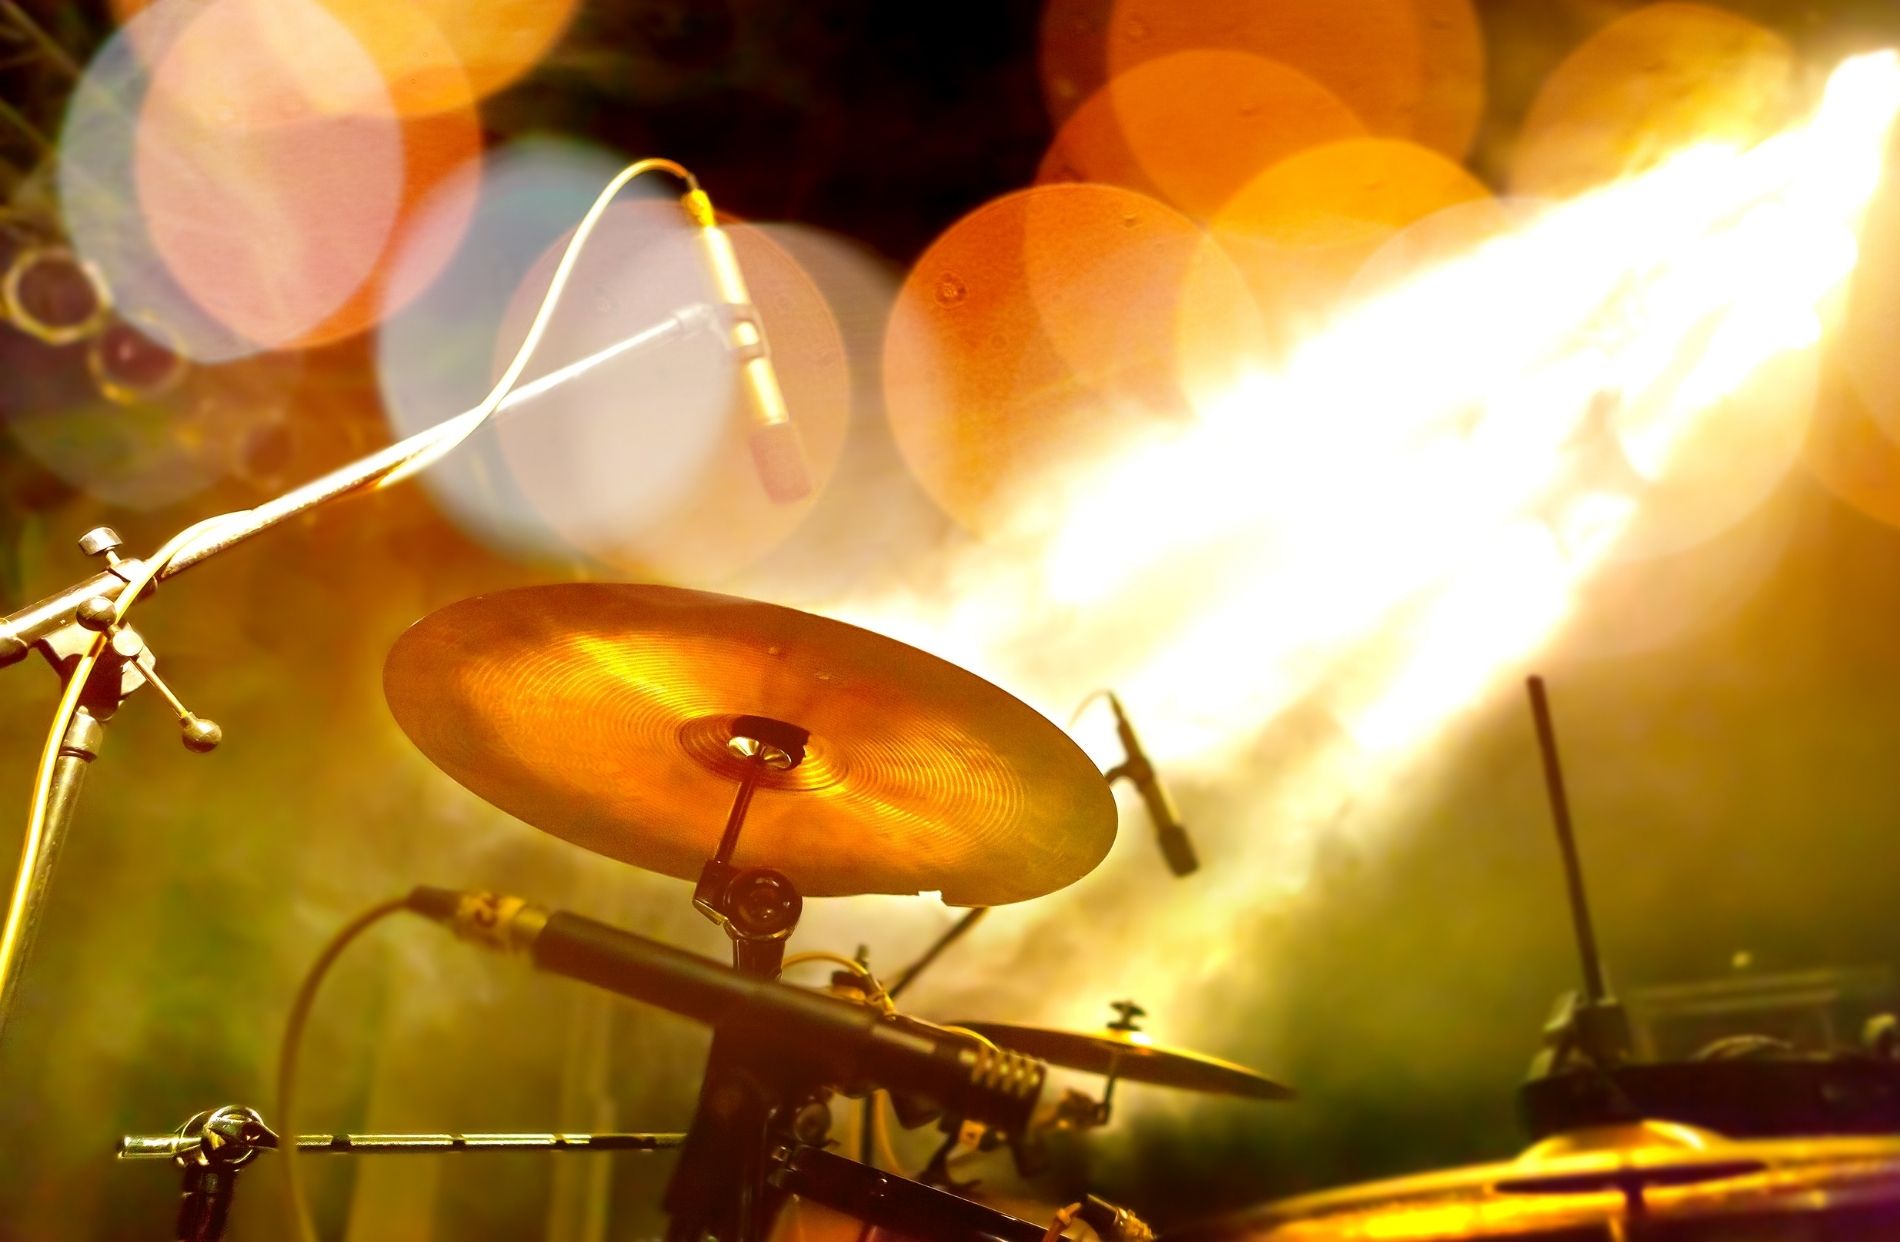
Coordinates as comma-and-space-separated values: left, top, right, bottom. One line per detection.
275, 894, 413, 1242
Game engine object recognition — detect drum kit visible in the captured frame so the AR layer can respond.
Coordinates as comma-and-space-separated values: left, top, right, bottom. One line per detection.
91, 581, 1900, 1242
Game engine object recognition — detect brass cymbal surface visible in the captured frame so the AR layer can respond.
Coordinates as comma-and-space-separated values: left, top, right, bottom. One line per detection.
952, 1021, 1295, 1101
383, 584, 1115, 905
1173, 1122, 1900, 1240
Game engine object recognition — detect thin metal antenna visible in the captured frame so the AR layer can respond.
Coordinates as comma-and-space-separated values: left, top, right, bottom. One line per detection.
1525, 675, 1611, 1006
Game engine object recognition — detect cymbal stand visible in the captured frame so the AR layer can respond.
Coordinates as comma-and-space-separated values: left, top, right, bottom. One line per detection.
669, 716, 818, 1242
1522, 675, 1631, 1076
119, 1104, 686, 1242
0, 305, 712, 1049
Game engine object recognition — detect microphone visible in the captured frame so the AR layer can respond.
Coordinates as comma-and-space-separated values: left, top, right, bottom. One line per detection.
680, 188, 811, 504
1105, 693, 1199, 877
404, 888, 1043, 1133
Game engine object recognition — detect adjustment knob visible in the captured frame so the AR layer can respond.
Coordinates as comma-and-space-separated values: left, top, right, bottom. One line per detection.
77, 526, 124, 559
181, 716, 223, 753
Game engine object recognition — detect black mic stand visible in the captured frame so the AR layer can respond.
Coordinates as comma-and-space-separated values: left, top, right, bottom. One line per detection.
0, 307, 712, 1048
167, 1107, 272, 1242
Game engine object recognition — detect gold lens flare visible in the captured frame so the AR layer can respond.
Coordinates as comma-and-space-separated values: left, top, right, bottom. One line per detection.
843, 51, 1900, 790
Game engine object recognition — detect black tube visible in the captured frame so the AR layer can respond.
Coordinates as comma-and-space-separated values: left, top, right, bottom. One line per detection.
407, 891, 1044, 1134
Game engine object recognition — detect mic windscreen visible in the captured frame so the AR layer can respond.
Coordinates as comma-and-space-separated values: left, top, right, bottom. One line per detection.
1156, 824, 1199, 877
749, 419, 811, 504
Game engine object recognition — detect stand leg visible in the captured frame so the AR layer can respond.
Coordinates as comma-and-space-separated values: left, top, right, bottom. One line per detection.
662, 1032, 776, 1242
0, 707, 102, 1043
176, 1162, 240, 1242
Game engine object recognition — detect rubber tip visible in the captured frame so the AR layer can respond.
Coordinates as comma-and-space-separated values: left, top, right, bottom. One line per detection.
749, 421, 812, 504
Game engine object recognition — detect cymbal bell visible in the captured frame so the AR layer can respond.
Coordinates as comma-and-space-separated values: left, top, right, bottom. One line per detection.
382, 584, 1116, 905
950, 1021, 1295, 1101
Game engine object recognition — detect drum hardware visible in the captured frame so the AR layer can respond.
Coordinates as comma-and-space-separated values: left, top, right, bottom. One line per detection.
953, 1002, 1296, 1103
403, 886, 1051, 1242
690, 715, 813, 977
1517, 676, 1900, 1138
771, 1145, 1156, 1242
1171, 1123, 1900, 1241
1521, 674, 1635, 1086
117, 1104, 686, 1242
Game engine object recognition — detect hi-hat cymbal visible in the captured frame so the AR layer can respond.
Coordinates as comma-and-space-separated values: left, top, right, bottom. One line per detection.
383, 584, 1115, 905
950, 1022, 1295, 1101
1173, 1121, 1900, 1241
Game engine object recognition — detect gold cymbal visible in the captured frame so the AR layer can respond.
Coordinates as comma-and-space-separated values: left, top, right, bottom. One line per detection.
951, 1022, 1295, 1101
1177, 1122, 1900, 1240
383, 584, 1115, 905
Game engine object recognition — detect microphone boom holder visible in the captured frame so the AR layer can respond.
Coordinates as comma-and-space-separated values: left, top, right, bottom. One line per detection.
119, 1105, 685, 1242
0, 305, 713, 1047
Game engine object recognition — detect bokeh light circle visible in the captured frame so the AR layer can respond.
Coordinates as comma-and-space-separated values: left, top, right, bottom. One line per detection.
1212, 137, 1493, 357
1841, 126, 1900, 453
135, 0, 405, 352
110, 0, 577, 108
1040, 0, 1483, 157
1019, 182, 1263, 416
0, 331, 300, 510
379, 138, 636, 566
488, 201, 852, 583
1509, 3, 1798, 197
884, 184, 1255, 536
62, 0, 436, 360
1038, 50, 1366, 221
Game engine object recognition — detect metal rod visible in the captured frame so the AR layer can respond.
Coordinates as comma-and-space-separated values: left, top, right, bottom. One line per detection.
118, 1132, 686, 1159
1525, 675, 1611, 1005
712, 756, 766, 866
0, 307, 709, 658
888, 907, 989, 1001
0, 709, 100, 1037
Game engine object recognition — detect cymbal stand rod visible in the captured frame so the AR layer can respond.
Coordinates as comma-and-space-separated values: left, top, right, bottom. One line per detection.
888, 906, 988, 1001
1525, 675, 1610, 1006
713, 754, 765, 867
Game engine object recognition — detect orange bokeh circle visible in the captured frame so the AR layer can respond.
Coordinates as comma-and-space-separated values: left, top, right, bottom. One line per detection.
1041, 0, 1484, 157
112, 0, 576, 110
1039, 50, 1366, 222
884, 184, 1259, 535
1212, 137, 1493, 354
